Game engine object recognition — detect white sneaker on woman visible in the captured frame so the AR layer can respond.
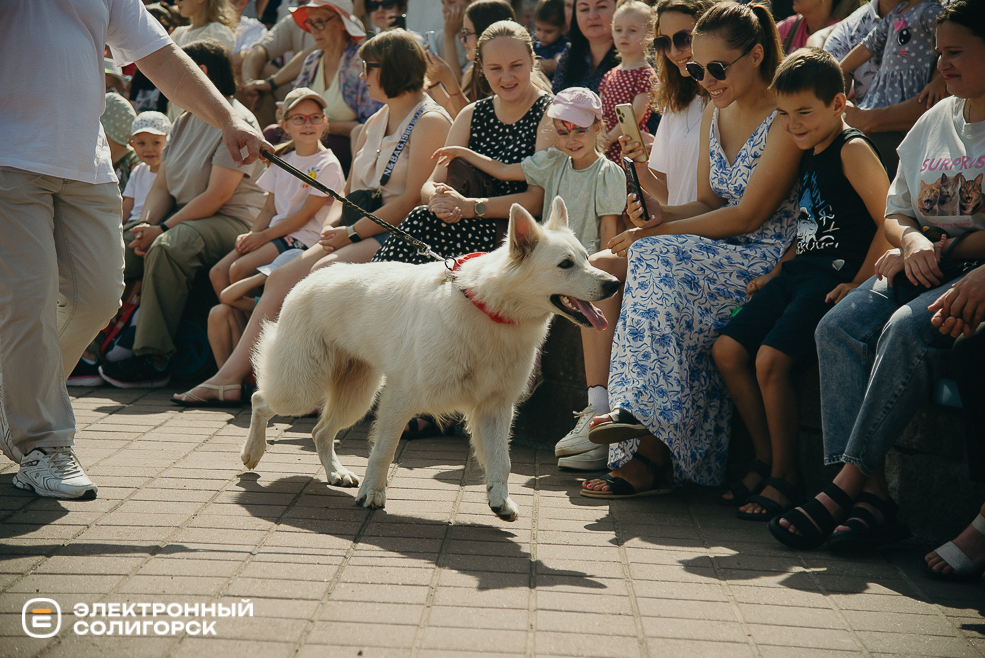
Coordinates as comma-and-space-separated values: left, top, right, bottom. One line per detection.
557, 444, 607, 471
13, 448, 98, 499
555, 404, 597, 457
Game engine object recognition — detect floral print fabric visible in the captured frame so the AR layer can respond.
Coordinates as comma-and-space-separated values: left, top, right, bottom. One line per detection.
606, 109, 798, 486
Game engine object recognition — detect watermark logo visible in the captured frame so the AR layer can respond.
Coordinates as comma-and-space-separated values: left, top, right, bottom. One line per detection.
22, 598, 62, 638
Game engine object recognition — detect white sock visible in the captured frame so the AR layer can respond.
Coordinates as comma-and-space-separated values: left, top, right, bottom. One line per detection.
587, 386, 609, 415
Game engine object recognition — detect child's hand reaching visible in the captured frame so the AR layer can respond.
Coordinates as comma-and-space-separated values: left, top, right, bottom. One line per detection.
825, 282, 859, 305
916, 74, 948, 109
626, 192, 662, 229
236, 231, 268, 254
432, 146, 470, 168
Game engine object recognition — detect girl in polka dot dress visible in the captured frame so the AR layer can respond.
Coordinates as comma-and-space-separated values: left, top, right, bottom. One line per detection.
838, 0, 944, 112
598, 0, 656, 165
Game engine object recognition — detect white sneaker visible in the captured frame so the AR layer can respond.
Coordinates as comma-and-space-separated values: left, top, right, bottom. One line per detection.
558, 445, 608, 471
554, 404, 597, 457
12, 448, 98, 499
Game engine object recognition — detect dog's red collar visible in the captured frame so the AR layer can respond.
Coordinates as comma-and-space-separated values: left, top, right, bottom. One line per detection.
450, 253, 515, 325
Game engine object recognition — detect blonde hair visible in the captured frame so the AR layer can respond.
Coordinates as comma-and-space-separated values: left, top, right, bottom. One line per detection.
475, 20, 553, 95
200, 0, 237, 30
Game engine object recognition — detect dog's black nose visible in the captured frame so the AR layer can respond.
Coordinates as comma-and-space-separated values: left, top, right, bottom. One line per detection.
601, 278, 620, 298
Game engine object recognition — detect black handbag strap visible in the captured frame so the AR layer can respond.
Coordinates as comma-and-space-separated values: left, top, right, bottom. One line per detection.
379, 103, 428, 186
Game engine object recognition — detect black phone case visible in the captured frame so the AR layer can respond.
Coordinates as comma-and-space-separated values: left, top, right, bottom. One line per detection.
623, 158, 649, 223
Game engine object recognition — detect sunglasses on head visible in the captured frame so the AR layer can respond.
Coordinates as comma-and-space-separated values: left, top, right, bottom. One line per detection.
685, 45, 753, 82
652, 29, 692, 57
366, 0, 399, 11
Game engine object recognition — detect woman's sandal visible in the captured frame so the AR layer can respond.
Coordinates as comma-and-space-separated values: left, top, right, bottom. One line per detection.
587, 408, 648, 446
768, 482, 854, 550
719, 459, 771, 507
826, 493, 911, 553
172, 383, 243, 408
580, 453, 674, 499
923, 514, 985, 583
737, 477, 804, 522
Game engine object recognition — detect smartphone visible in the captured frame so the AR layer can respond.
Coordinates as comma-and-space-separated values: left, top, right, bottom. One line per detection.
425, 30, 439, 53
389, 13, 407, 29
623, 156, 650, 224
615, 103, 648, 163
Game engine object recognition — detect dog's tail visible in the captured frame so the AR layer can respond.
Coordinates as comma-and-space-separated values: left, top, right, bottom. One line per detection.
252, 311, 332, 416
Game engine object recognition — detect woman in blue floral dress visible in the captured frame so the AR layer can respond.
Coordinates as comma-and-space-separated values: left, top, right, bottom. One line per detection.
581, 3, 801, 498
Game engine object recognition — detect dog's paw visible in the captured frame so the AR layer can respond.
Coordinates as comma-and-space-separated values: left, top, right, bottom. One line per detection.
328, 468, 359, 487
490, 497, 519, 522
240, 445, 263, 471
354, 486, 386, 509
487, 483, 519, 521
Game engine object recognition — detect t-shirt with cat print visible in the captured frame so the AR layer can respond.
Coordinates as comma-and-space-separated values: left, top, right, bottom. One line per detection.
886, 96, 985, 237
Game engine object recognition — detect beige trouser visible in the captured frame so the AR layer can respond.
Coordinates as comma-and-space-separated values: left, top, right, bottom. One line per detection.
124, 214, 248, 359
0, 167, 125, 460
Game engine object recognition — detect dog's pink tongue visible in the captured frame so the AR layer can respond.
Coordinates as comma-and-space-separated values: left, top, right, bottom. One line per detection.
575, 298, 608, 331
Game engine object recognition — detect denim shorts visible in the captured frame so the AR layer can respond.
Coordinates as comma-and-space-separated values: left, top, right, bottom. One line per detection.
272, 235, 307, 253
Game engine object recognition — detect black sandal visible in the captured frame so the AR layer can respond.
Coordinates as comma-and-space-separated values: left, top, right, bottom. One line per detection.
826, 493, 911, 552
719, 459, 771, 507
580, 453, 673, 499
587, 408, 647, 445
768, 482, 854, 550
737, 477, 804, 521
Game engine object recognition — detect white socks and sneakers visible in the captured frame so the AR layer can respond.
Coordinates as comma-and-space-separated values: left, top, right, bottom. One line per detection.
13, 447, 98, 500
556, 386, 610, 471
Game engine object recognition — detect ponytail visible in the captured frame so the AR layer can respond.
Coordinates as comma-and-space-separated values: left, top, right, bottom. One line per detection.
693, 1, 783, 84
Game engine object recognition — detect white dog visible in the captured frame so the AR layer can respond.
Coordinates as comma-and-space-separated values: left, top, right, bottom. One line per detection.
241, 197, 619, 520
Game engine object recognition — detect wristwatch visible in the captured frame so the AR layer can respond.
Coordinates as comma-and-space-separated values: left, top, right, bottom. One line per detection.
346, 225, 362, 243
473, 198, 488, 219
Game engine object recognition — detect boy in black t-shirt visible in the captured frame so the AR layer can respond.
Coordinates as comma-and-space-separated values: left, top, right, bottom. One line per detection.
712, 49, 892, 521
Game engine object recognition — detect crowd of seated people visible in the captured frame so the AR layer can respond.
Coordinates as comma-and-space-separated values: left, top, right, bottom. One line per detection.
50, 0, 984, 583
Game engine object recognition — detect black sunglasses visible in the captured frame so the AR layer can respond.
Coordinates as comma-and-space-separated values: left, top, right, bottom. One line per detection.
685, 45, 753, 82
652, 30, 692, 57
361, 60, 381, 76
366, 0, 399, 11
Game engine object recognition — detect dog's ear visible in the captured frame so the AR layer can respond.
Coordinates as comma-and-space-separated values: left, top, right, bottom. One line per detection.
544, 196, 569, 231
508, 203, 539, 260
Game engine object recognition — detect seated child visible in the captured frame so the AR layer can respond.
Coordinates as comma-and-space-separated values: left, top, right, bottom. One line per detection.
122, 112, 171, 228
533, 0, 568, 79
210, 88, 344, 296
203, 249, 305, 394
433, 87, 625, 254
100, 91, 139, 193
711, 49, 892, 520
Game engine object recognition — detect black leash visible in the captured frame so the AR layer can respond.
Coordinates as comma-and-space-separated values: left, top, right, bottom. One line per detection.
260, 150, 447, 263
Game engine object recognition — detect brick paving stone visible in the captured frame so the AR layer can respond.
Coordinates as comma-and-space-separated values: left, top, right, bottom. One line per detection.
0, 389, 982, 657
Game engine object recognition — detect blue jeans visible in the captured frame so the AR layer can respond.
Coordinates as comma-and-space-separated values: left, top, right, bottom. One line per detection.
815, 274, 960, 475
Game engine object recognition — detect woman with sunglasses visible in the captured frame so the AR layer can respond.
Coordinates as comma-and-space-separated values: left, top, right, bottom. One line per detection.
173, 29, 452, 406
554, 0, 715, 471
580, 2, 802, 499
365, 0, 407, 33
267, 0, 382, 172
424, 0, 518, 118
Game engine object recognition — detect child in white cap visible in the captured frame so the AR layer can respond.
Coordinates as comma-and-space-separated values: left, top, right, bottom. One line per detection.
433, 87, 626, 254
100, 91, 138, 192
122, 111, 171, 228
209, 87, 345, 297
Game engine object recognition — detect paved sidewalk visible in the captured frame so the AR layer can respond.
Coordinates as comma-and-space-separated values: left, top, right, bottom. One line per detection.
1, 387, 983, 658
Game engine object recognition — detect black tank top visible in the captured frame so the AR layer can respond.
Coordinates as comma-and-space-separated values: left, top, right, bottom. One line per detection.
795, 128, 878, 271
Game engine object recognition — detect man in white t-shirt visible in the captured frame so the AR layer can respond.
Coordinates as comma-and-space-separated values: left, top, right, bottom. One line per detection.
0, 0, 270, 500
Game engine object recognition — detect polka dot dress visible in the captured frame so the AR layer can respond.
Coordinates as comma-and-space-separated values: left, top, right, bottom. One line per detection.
599, 66, 655, 165
372, 94, 552, 265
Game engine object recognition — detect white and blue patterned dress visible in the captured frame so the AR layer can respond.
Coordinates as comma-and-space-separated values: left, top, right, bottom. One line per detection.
606, 109, 798, 486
